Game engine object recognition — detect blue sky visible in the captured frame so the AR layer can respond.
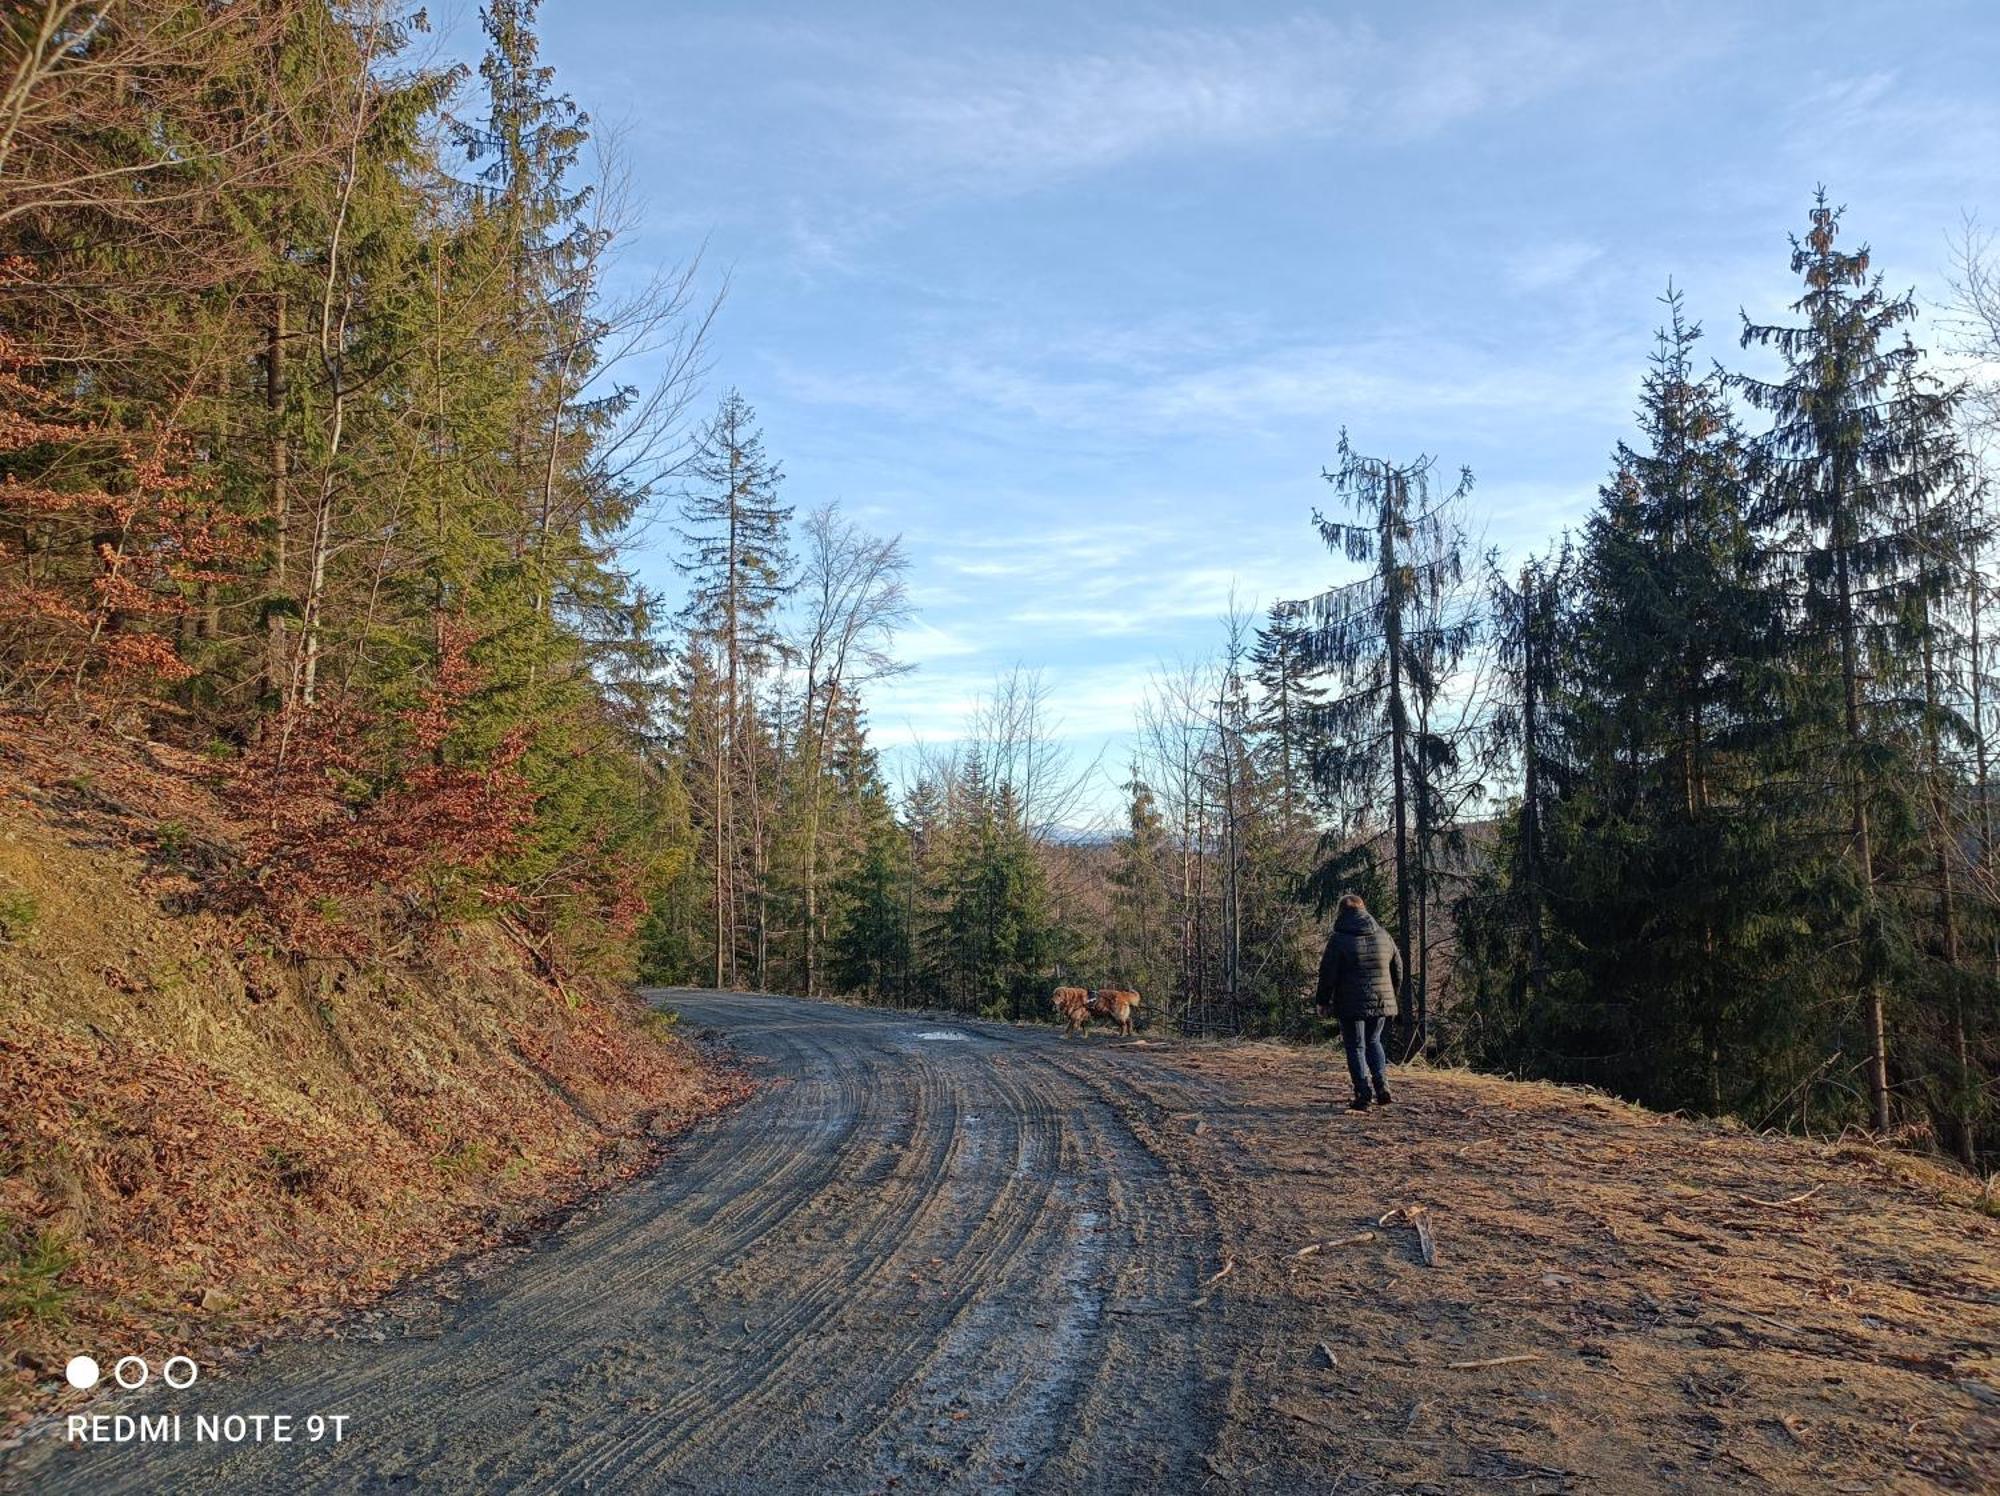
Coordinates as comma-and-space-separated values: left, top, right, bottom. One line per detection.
437, 1, 1996, 815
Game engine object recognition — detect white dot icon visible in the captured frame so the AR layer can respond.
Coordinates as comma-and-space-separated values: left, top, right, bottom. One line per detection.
65, 1356, 100, 1390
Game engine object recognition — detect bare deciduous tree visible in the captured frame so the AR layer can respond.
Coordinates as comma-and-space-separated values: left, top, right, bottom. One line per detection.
791, 505, 912, 994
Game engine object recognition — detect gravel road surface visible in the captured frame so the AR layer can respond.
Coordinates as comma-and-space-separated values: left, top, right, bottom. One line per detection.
13, 992, 1231, 1494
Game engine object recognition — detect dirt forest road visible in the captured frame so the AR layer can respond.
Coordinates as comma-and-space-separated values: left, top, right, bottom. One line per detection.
13, 993, 1229, 1493
10, 991, 1998, 1494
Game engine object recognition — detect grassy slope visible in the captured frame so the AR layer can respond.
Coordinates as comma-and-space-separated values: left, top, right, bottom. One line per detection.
1106, 1040, 2000, 1491
0, 718, 744, 1430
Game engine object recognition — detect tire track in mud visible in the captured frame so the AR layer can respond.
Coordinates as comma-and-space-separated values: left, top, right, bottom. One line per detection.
688, 1045, 1066, 1487
8, 994, 1230, 1494
565, 1030, 978, 1488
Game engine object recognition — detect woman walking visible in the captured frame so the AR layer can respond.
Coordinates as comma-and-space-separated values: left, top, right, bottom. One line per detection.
1314, 892, 1402, 1112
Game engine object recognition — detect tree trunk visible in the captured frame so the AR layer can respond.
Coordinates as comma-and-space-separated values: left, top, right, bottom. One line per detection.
1918, 535, 1974, 1168
712, 697, 726, 990
263, 293, 289, 720
804, 683, 841, 998
1383, 481, 1416, 1054
1972, 559, 1996, 965
749, 747, 768, 990
721, 443, 741, 989
1520, 568, 1544, 998
299, 460, 336, 707
1833, 513, 1890, 1132
804, 776, 821, 997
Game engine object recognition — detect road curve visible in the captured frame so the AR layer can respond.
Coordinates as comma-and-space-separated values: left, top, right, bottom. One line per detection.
12, 992, 1232, 1494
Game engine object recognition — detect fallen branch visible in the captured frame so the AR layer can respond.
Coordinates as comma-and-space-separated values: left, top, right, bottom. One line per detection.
1379, 1205, 1437, 1266
1740, 1310, 1810, 1339
1290, 1232, 1375, 1259
1734, 1185, 1825, 1210
1280, 1404, 1340, 1436
1754, 1051, 1843, 1132
1276, 1408, 1444, 1448
1412, 1211, 1436, 1267
1446, 1353, 1542, 1370
1185, 1256, 1239, 1309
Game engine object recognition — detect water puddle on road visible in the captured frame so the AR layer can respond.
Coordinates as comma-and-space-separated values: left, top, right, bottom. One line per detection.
911, 1030, 971, 1041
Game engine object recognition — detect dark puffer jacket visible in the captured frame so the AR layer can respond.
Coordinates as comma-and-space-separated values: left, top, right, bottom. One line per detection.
1313, 906, 1403, 1021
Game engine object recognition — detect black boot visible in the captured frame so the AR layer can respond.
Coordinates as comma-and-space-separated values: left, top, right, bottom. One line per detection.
1347, 1095, 1371, 1113
1373, 1083, 1393, 1105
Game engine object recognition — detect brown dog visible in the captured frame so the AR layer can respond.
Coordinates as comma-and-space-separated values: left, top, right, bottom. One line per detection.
1052, 986, 1093, 1037
1092, 989, 1142, 1037
1052, 986, 1143, 1038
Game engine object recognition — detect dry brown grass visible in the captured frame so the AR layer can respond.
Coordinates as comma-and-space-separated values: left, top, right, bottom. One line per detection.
0, 717, 745, 1430
1117, 1040, 2000, 1492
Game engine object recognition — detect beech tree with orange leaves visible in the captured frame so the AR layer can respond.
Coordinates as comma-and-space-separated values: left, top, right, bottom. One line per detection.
0, 319, 254, 698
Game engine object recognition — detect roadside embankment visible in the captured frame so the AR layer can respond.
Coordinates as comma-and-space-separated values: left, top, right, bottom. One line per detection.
0, 719, 746, 1432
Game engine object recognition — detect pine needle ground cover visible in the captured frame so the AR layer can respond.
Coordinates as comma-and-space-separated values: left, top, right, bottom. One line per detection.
1093, 1039, 1999, 1490
0, 718, 748, 1432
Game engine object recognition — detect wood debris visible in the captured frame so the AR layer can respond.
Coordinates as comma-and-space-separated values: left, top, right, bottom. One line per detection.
1188, 1256, 1237, 1308
1290, 1232, 1375, 1258
1735, 1184, 1826, 1210
1379, 1204, 1438, 1266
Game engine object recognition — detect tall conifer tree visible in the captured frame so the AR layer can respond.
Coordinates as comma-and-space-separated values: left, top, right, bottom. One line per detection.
1731, 194, 1970, 1130
1285, 433, 1479, 1052
674, 391, 793, 987
1562, 291, 1781, 1110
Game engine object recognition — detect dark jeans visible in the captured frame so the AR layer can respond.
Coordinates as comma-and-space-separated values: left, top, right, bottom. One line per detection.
1341, 1016, 1389, 1099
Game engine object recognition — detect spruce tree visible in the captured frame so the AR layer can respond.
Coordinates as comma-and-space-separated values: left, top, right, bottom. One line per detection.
674, 390, 793, 988
1108, 770, 1174, 1007
1731, 194, 1971, 1131
1285, 432, 1480, 1052
1886, 354, 1991, 1164
1565, 290, 1781, 1112
0, 1, 703, 991
827, 794, 914, 1003
1250, 610, 1324, 828
927, 765, 1052, 1018
1483, 541, 1575, 1016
